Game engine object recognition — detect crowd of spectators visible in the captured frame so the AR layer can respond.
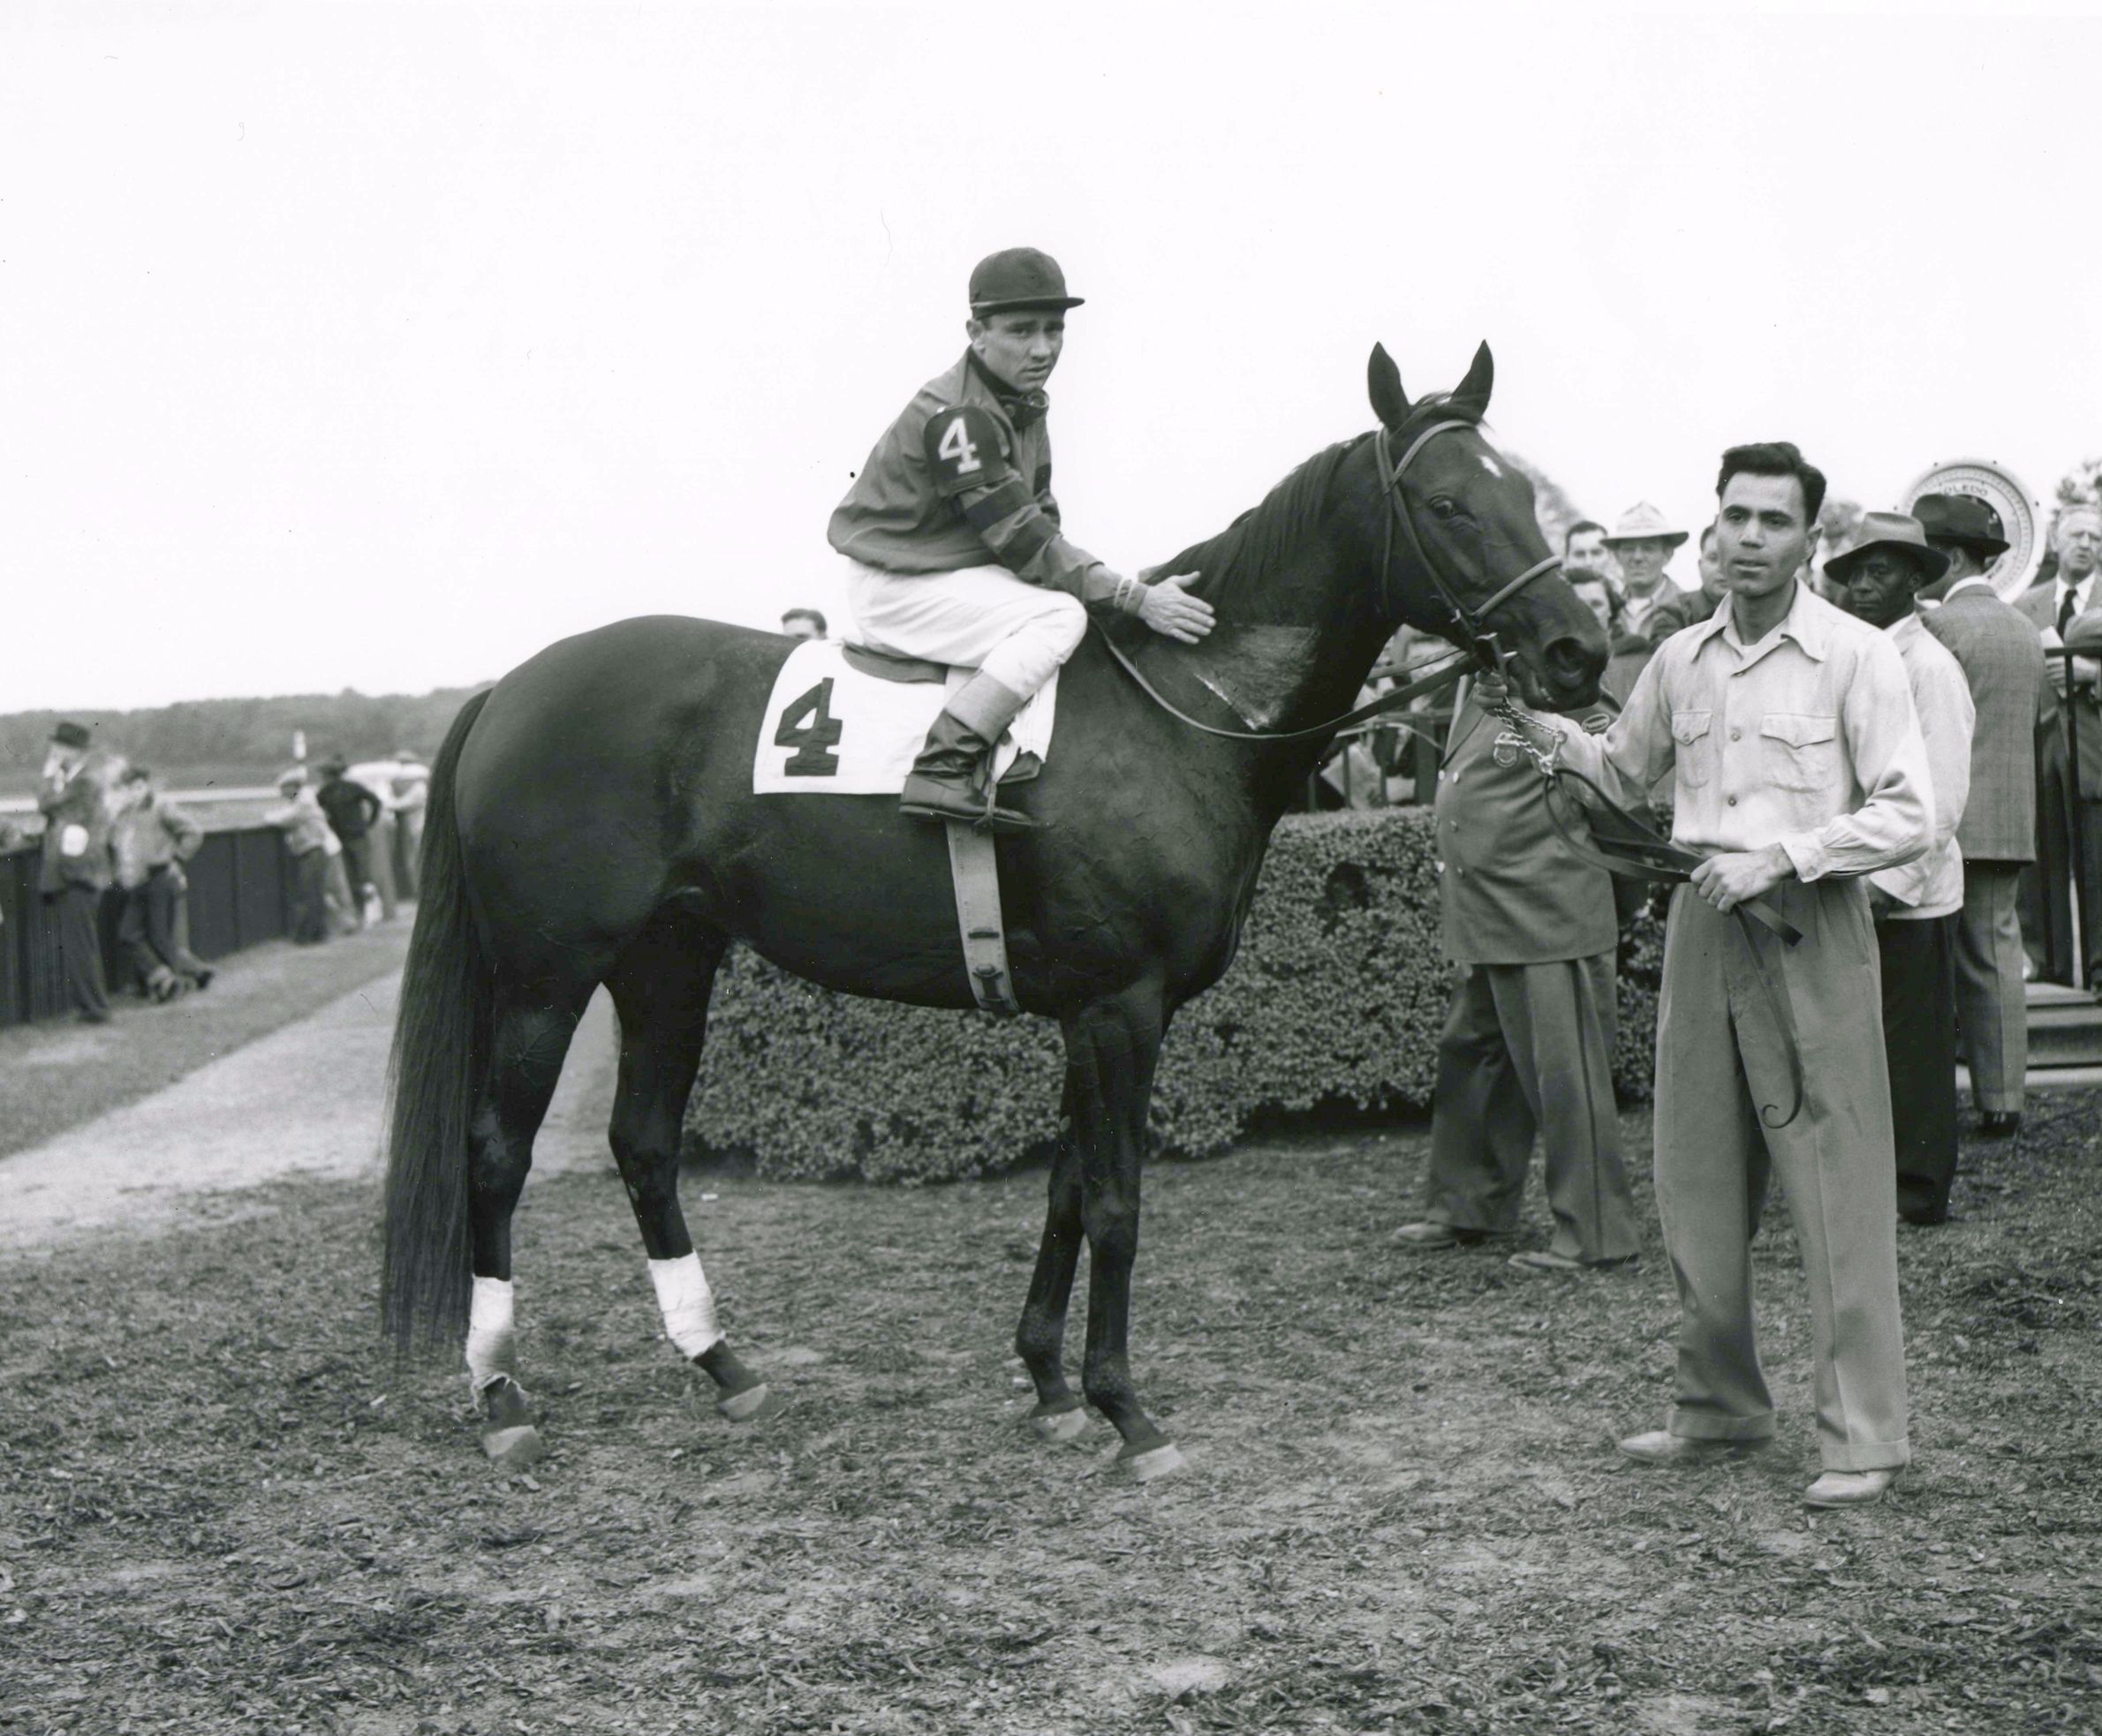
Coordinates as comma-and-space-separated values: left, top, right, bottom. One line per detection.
1378, 464, 2102, 1256
14, 728, 428, 1023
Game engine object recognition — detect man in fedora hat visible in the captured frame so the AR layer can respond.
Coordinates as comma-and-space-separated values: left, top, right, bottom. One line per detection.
1915, 493, 2047, 1134
1831, 514, 1975, 1223
36, 721, 115, 1023
2014, 503, 2102, 991
1601, 502, 1693, 645
828, 247, 1213, 830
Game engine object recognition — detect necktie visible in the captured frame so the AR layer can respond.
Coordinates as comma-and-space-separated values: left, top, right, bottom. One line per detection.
2060, 586, 2080, 636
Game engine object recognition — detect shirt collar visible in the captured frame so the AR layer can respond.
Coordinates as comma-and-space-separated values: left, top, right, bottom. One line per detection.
2057, 572, 2095, 608
1692, 577, 1831, 662
964, 349, 1049, 431
1885, 610, 1924, 651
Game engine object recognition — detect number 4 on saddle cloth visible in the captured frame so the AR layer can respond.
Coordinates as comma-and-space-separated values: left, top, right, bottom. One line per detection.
752, 639, 1060, 1018
752, 640, 1057, 796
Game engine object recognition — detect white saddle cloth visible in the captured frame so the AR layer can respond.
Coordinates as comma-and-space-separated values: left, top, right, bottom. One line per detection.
752, 640, 1057, 796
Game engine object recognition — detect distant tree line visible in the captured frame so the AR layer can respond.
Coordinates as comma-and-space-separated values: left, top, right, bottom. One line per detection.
0, 686, 488, 783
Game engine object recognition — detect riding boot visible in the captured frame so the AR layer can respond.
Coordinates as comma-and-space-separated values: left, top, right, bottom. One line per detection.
899, 672, 1042, 833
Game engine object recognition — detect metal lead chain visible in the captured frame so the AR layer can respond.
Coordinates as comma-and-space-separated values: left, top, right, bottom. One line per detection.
1483, 695, 1564, 780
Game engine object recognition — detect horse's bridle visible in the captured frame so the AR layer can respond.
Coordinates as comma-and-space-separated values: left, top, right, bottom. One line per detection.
1373, 417, 1563, 676
1093, 416, 1568, 747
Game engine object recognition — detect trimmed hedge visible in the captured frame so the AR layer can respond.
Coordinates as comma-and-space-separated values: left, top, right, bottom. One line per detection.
683, 809, 1662, 1182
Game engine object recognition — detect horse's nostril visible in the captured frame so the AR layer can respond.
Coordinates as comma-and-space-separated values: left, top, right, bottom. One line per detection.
1545, 634, 1604, 682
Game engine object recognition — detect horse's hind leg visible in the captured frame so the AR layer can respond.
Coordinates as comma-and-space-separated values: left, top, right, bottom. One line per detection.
606, 913, 779, 1425
467, 977, 592, 1469
1013, 1076, 1090, 1442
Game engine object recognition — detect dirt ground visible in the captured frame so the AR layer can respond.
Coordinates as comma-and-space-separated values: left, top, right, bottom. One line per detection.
1, 998, 2098, 1735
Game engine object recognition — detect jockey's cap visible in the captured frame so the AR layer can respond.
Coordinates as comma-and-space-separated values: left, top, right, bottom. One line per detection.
969, 248, 1085, 316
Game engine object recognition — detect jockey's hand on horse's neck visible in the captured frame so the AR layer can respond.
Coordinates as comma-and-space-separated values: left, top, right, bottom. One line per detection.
1139, 571, 1214, 645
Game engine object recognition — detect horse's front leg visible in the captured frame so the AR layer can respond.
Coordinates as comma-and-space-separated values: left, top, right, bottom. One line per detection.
1013, 1076, 1089, 1442
1066, 982, 1183, 1482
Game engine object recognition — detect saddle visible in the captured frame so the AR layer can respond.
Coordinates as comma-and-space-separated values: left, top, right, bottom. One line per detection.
752, 639, 1054, 1018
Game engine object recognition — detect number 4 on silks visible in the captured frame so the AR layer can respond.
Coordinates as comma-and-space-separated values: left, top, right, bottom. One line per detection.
775, 678, 844, 776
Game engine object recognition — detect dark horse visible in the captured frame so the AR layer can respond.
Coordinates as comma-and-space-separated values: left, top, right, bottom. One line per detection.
382, 343, 1607, 1478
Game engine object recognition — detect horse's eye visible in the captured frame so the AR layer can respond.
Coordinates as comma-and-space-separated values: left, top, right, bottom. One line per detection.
1429, 497, 1458, 519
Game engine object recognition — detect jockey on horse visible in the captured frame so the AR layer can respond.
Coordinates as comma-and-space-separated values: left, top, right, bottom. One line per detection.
828, 247, 1216, 829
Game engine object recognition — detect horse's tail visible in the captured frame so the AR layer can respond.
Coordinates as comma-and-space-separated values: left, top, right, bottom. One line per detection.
382, 686, 494, 1355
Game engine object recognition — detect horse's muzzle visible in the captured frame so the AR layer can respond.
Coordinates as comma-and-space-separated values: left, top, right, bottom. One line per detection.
1533, 630, 1607, 708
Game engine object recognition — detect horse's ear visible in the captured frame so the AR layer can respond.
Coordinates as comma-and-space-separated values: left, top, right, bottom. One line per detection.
1449, 341, 1494, 421
1367, 343, 1410, 430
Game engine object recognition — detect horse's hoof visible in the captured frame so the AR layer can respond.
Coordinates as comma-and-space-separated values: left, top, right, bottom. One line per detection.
481, 1423, 545, 1471
1029, 1403, 1090, 1444
716, 1383, 782, 1424
1118, 1441, 1186, 1483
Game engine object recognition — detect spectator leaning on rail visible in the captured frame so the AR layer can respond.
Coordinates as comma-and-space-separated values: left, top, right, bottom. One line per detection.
1830, 516, 1975, 1227
265, 770, 333, 945
110, 766, 214, 1001
1914, 492, 2048, 1136
828, 246, 1214, 831
1391, 675, 1643, 1274
389, 750, 429, 902
1517, 442, 1932, 1511
36, 721, 116, 1024
314, 755, 385, 925
2012, 503, 2102, 990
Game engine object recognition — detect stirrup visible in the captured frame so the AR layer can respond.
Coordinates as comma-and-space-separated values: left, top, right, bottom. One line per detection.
898, 787, 1041, 834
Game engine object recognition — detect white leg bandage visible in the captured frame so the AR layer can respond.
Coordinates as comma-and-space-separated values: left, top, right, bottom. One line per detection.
648, 1253, 723, 1361
465, 1276, 518, 1394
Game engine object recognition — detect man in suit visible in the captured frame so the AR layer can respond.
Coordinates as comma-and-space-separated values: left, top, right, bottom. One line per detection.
1917, 494, 2048, 1134
1391, 675, 1641, 1274
35, 721, 115, 1023
2012, 504, 2102, 989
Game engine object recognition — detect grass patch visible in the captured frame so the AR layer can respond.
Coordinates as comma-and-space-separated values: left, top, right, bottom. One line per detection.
0, 1093, 2097, 1732
0, 924, 412, 1159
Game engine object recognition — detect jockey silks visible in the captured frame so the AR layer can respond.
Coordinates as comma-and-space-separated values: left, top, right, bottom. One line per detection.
828, 351, 1138, 615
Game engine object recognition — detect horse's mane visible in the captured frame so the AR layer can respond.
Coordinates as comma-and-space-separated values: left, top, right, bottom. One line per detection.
1156, 433, 1373, 601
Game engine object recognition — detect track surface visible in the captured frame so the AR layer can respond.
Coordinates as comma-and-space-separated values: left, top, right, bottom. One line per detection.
0, 971, 618, 1253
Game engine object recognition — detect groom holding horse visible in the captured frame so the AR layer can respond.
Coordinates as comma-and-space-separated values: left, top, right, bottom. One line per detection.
828, 247, 1214, 830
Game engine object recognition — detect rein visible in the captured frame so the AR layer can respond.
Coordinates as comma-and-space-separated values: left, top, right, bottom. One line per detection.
1094, 415, 1560, 747
1092, 630, 1471, 744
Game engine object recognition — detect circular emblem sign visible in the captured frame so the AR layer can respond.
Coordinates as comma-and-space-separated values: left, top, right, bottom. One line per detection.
1902, 457, 2038, 602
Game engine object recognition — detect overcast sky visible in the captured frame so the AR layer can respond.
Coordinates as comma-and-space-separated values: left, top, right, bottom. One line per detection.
4, 2, 2098, 712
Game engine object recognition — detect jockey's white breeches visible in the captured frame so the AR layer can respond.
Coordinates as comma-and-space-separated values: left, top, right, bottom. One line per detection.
843, 559, 1086, 699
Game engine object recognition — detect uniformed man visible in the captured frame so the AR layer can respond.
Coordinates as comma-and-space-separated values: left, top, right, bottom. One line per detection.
828, 248, 1214, 830
1914, 493, 2047, 1136
1829, 514, 1975, 1225
1392, 678, 1642, 1272
1524, 442, 1932, 1511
